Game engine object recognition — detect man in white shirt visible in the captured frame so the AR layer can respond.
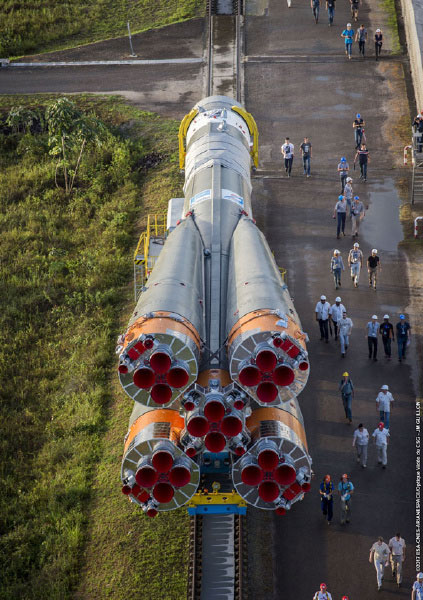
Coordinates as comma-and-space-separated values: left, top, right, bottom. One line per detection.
329, 296, 346, 340
388, 532, 405, 587
315, 295, 331, 342
281, 137, 294, 177
369, 537, 390, 590
352, 422, 369, 467
313, 582, 333, 599
348, 242, 363, 287
375, 384, 394, 429
412, 572, 423, 599
372, 422, 390, 468
338, 310, 353, 357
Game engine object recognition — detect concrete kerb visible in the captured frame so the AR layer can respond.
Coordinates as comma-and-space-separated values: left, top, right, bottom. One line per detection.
5, 58, 203, 67
400, 0, 423, 110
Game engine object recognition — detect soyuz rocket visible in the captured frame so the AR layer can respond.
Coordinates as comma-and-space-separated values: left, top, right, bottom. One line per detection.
116, 96, 312, 518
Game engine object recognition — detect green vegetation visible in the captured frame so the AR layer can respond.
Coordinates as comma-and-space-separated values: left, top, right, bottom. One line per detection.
1, 0, 204, 58
0, 94, 189, 600
381, 0, 401, 54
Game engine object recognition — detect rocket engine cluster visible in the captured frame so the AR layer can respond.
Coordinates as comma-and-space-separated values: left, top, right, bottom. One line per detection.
117, 96, 312, 517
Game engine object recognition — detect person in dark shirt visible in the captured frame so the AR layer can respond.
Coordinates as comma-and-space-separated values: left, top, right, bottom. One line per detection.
300, 137, 312, 177
355, 24, 367, 58
350, 0, 360, 22
353, 113, 365, 148
396, 315, 411, 362
379, 315, 394, 360
354, 143, 369, 181
326, 0, 336, 26
367, 248, 381, 289
375, 29, 383, 60
413, 115, 423, 152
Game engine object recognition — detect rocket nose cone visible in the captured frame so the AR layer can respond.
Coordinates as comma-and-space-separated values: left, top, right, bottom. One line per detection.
272, 365, 295, 387
258, 481, 280, 502
169, 465, 191, 487
204, 399, 226, 422
258, 449, 279, 471
151, 383, 173, 405
152, 482, 175, 504
256, 381, 278, 403
238, 365, 261, 387
151, 450, 174, 473
241, 464, 263, 486
204, 431, 226, 452
133, 367, 155, 389
256, 349, 277, 372
274, 464, 297, 486
167, 366, 190, 388
135, 465, 158, 488
220, 415, 243, 437
150, 351, 172, 374
187, 415, 210, 438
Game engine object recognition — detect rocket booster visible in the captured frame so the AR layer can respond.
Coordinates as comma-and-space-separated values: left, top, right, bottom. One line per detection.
117, 96, 312, 515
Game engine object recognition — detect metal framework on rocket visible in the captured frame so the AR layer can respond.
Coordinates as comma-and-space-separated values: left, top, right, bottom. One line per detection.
116, 96, 312, 517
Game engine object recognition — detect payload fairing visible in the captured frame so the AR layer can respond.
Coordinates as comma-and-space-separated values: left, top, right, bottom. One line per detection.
117, 96, 312, 516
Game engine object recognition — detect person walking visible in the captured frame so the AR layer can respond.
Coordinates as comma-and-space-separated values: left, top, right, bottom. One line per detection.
354, 143, 370, 181
287, 0, 292, 6
372, 422, 390, 468
338, 473, 354, 524
396, 314, 411, 362
350, 195, 365, 237
313, 583, 333, 599
375, 384, 394, 429
374, 28, 383, 60
319, 475, 334, 525
338, 310, 353, 357
329, 296, 346, 338
330, 250, 345, 290
388, 533, 406, 588
365, 314, 379, 360
348, 242, 363, 287
352, 423, 369, 468
326, 0, 336, 26
341, 23, 355, 60
339, 372, 354, 423
344, 177, 353, 214
315, 295, 331, 342
367, 248, 381, 289
337, 157, 349, 192
355, 24, 367, 57
350, 0, 361, 21
353, 113, 365, 149
281, 137, 294, 177
412, 572, 423, 599
379, 314, 394, 359
311, 0, 320, 23
300, 137, 312, 176
369, 537, 390, 590
333, 195, 347, 239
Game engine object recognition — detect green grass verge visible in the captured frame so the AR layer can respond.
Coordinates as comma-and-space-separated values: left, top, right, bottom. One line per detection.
381, 0, 401, 54
0, 94, 189, 600
1, 0, 204, 58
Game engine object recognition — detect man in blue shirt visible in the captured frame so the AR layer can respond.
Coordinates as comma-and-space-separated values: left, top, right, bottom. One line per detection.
337, 157, 349, 192
366, 314, 380, 360
412, 572, 423, 599
396, 314, 411, 362
341, 23, 355, 59
319, 474, 334, 524
338, 473, 354, 524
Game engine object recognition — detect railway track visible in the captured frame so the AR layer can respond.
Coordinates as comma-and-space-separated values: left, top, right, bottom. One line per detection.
187, 514, 248, 600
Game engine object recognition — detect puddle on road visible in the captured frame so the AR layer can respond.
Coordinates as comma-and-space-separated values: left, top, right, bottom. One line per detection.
336, 87, 362, 98
333, 103, 353, 111
360, 177, 403, 252
315, 76, 329, 81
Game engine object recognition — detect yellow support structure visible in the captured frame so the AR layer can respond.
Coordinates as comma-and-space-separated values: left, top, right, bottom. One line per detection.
178, 108, 199, 170
133, 213, 167, 300
187, 490, 246, 508
231, 105, 259, 168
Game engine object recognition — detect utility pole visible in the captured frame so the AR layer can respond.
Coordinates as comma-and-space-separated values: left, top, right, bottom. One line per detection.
127, 21, 137, 57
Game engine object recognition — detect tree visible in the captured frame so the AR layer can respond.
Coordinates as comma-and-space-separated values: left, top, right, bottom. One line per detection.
6, 105, 42, 133
45, 98, 106, 194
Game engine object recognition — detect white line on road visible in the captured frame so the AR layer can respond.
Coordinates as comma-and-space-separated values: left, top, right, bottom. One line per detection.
7, 58, 203, 67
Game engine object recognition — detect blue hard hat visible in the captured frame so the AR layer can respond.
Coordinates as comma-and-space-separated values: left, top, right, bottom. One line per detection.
356, 113, 361, 118
341, 157, 346, 161
354, 195, 359, 200
400, 314, 405, 319
338, 195, 344, 200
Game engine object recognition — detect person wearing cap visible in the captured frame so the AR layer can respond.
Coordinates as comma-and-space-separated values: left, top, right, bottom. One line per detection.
319, 474, 334, 525
341, 23, 355, 59
354, 143, 370, 181
365, 315, 379, 360
333, 195, 347, 239
352, 422, 369, 467
372, 422, 390, 467
313, 582, 333, 599
374, 28, 383, 60
315, 295, 331, 342
351, 195, 365, 237
350, 0, 360, 21
338, 310, 353, 357
396, 314, 411, 362
367, 248, 381, 290
337, 157, 349, 192
339, 371, 354, 423
300, 136, 312, 177
338, 473, 354, 524
330, 251, 345, 290
344, 176, 353, 214
388, 532, 406, 587
353, 113, 365, 149
281, 137, 294, 177
379, 314, 394, 359
369, 537, 390, 590
326, 0, 336, 26
412, 572, 423, 599
355, 23, 367, 57
375, 384, 394, 429
348, 242, 363, 287
329, 296, 346, 338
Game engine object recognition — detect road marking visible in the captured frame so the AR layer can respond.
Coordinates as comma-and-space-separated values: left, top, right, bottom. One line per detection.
8, 58, 203, 67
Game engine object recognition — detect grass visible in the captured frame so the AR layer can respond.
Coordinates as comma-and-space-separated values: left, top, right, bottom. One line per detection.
1, 0, 204, 58
0, 94, 189, 600
381, 0, 401, 54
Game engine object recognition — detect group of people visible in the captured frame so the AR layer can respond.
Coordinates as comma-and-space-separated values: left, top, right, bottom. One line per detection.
341, 22, 383, 60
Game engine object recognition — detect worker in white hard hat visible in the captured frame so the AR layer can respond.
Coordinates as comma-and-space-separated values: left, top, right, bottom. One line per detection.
338, 310, 353, 357
348, 242, 363, 287
344, 177, 353, 214
329, 296, 346, 339
350, 195, 365, 237
367, 248, 381, 290
330, 249, 345, 290
379, 314, 394, 359
315, 295, 331, 342
365, 314, 379, 360
375, 384, 394, 429
412, 571, 423, 599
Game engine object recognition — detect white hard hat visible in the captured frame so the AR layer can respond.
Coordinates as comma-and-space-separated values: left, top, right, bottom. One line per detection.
320, 295, 326, 300
383, 314, 389, 319
354, 242, 359, 248
334, 249, 340, 255
418, 572, 423, 579
372, 314, 378, 319
376, 28, 381, 32
372, 248, 378, 254
335, 296, 341, 302
381, 384, 389, 390
347, 22, 351, 26
346, 177, 352, 182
